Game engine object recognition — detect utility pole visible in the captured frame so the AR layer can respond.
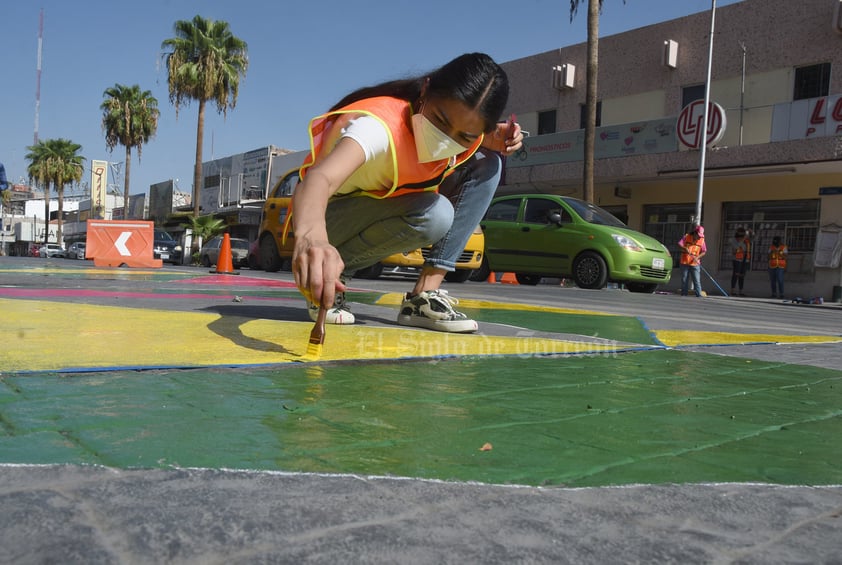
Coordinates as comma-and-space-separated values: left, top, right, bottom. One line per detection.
695, 0, 716, 226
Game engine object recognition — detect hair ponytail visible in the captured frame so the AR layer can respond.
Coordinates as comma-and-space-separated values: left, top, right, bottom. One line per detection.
330, 53, 509, 133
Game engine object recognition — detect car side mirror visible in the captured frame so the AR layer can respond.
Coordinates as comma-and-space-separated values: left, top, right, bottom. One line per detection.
548, 212, 563, 226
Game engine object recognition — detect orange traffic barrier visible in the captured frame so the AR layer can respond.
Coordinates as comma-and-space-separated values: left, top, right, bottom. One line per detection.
486, 271, 497, 283
87, 219, 162, 268
500, 272, 519, 285
212, 233, 240, 275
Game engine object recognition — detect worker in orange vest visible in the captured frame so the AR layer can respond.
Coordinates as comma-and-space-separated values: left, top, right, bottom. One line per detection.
678, 225, 706, 297
768, 236, 788, 299
730, 227, 750, 296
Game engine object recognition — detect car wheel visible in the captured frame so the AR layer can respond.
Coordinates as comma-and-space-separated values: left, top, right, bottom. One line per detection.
573, 251, 608, 289
259, 236, 283, 272
354, 262, 384, 279
201, 254, 212, 267
469, 257, 492, 282
444, 269, 472, 283
626, 282, 658, 294
515, 273, 542, 285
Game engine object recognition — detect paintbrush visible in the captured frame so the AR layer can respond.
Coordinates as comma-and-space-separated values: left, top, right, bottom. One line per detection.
304, 302, 327, 360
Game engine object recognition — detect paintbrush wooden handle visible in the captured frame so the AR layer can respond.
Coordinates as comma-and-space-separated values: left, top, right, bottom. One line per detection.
309, 304, 327, 345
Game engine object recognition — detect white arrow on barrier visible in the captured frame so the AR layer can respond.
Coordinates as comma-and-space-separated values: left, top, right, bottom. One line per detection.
115, 232, 132, 256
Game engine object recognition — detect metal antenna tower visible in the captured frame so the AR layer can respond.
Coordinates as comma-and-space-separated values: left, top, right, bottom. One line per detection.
34, 9, 43, 145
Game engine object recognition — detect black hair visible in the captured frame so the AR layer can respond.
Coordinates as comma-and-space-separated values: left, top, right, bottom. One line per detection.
330, 52, 509, 134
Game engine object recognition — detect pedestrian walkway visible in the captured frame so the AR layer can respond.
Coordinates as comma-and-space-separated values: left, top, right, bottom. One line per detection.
1, 260, 840, 563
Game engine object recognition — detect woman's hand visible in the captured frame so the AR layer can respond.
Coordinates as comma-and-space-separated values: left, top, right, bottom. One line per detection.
292, 234, 346, 308
482, 120, 524, 155
290, 137, 366, 307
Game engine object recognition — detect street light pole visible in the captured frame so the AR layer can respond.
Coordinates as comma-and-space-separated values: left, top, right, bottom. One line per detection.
695, 0, 717, 227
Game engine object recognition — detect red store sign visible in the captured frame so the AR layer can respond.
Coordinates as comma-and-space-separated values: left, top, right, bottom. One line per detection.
771, 94, 842, 141
676, 100, 727, 149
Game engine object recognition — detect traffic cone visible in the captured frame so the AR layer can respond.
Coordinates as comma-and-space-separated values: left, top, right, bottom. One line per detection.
486, 271, 497, 283
500, 272, 519, 284
212, 233, 240, 275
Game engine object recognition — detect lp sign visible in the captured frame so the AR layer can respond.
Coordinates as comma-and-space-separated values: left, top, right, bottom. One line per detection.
676, 100, 727, 149
86, 220, 163, 268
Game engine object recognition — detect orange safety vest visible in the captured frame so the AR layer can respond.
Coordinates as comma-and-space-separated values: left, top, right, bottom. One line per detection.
769, 244, 788, 269
283, 96, 484, 243
734, 239, 750, 261
680, 235, 704, 266
301, 96, 482, 197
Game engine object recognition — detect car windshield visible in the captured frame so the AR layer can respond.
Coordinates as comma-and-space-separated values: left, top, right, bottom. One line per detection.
155, 231, 175, 242
562, 197, 626, 227
231, 240, 249, 250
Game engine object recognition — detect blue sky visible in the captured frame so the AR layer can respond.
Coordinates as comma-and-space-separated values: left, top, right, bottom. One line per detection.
1, 0, 741, 198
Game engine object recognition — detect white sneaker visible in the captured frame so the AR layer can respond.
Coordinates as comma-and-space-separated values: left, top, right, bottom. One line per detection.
308, 291, 355, 325
397, 289, 478, 333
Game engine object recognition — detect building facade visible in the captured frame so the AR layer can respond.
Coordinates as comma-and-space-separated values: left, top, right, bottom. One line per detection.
500, 0, 842, 299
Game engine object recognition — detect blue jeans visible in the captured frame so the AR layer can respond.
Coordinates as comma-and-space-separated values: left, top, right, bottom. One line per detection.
769, 268, 785, 296
324, 149, 502, 274
680, 264, 702, 297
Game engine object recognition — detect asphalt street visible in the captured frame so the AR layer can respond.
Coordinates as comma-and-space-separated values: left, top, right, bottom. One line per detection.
1, 256, 840, 564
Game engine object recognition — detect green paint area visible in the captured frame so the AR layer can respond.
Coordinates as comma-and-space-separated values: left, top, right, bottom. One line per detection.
355, 293, 658, 346
1, 350, 839, 487
466, 307, 658, 345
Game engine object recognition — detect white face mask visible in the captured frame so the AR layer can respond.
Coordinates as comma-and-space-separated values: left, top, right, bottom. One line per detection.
411, 113, 466, 163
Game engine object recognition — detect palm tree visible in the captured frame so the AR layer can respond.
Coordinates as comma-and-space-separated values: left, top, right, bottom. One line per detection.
570, 0, 625, 203
161, 15, 248, 217
180, 214, 226, 263
25, 139, 85, 245
101, 84, 160, 219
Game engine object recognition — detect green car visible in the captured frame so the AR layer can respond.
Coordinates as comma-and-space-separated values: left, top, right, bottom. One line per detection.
477, 194, 672, 292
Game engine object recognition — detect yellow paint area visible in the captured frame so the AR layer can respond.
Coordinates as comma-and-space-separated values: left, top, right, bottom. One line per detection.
375, 292, 611, 316
1, 298, 619, 373
655, 329, 842, 347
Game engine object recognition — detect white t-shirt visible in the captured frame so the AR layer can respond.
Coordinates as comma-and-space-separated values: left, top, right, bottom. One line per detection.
334, 115, 394, 196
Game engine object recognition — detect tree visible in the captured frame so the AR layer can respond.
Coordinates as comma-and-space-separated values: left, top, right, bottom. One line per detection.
570, 0, 625, 203
161, 15, 248, 217
101, 84, 160, 219
25, 139, 84, 245
180, 214, 226, 263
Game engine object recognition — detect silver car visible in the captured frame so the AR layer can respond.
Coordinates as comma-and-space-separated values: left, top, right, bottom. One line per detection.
39, 244, 66, 258
200, 236, 249, 268
67, 242, 87, 260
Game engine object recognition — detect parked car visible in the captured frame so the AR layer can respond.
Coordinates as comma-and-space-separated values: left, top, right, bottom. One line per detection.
38, 243, 66, 258
256, 167, 484, 280
247, 239, 262, 270
66, 241, 87, 260
153, 230, 182, 264
478, 194, 673, 292
201, 235, 250, 268
353, 224, 485, 282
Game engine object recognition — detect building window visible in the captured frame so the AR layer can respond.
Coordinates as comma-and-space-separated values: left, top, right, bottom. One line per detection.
537, 110, 557, 135
579, 101, 602, 129
682, 84, 706, 107
793, 62, 831, 100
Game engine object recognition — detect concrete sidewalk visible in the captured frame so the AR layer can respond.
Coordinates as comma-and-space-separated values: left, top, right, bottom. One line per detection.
2, 464, 841, 564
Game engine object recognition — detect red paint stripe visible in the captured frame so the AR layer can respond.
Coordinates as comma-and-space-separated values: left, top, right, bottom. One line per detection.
0, 288, 289, 301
